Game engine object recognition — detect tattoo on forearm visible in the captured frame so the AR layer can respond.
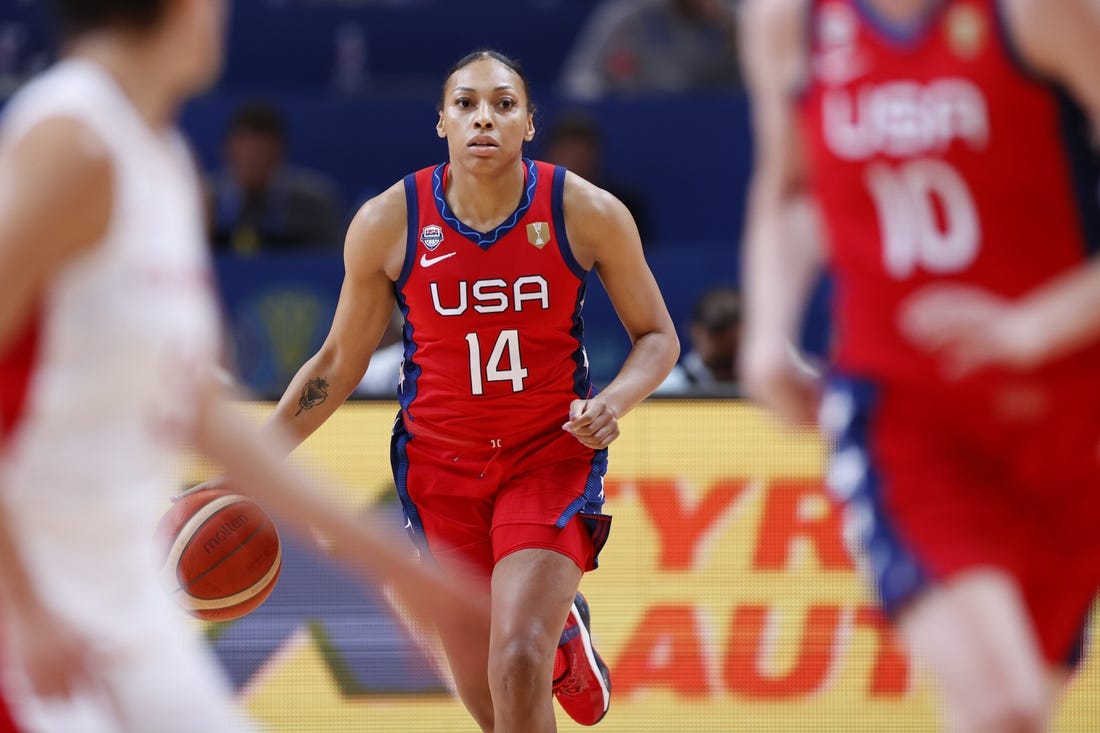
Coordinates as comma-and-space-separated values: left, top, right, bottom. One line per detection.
295, 377, 329, 415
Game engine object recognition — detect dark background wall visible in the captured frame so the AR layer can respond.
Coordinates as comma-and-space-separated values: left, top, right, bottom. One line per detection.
0, 0, 756, 395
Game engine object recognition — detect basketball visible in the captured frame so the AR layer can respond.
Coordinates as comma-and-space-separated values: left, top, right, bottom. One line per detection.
156, 488, 282, 622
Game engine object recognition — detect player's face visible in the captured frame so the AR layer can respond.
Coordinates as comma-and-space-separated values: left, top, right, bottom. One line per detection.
437, 58, 535, 164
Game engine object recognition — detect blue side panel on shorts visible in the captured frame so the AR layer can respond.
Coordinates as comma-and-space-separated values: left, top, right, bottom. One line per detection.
555, 447, 609, 528
396, 174, 421, 415
1065, 614, 1091, 669
390, 412, 431, 558
555, 446, 611, 568
1055, 89, 1100, 257
821, 375, 930, 617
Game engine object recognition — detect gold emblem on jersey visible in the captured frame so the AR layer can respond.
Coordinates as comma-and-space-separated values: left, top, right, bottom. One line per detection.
527, 222, 550, 249
946, 4, 985, 60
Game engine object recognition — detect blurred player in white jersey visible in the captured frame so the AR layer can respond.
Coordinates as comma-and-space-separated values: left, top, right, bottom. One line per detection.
0, 2, 484, 732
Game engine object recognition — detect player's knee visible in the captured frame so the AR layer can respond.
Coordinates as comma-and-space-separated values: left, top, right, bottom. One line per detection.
488, 636, 547, 693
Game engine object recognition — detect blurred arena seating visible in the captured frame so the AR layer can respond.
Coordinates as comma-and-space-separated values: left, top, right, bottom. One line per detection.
0, 0, 751, 396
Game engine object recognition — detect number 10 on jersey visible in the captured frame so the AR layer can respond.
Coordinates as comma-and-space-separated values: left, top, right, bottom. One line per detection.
465, 330, 529, 395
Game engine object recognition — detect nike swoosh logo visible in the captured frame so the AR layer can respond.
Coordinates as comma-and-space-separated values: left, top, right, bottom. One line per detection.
420, 252, 457, 268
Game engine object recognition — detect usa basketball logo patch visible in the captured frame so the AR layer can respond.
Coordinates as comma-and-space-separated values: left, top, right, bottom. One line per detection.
420, 224, 444, 251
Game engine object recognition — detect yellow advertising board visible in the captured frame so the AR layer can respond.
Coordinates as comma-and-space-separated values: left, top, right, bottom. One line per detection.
183, 401, 1100, 732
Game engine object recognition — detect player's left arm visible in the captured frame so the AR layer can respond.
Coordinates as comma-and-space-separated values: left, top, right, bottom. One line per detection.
903, 0, 1100, 375
561, 173, 680, 449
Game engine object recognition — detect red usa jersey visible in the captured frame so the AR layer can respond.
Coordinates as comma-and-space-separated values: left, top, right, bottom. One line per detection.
396, 159, 591, 444
800, 0, 1100, 386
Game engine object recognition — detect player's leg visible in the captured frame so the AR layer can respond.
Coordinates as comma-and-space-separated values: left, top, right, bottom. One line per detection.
822, 378, 1049, 732
489, 544, 581, 733
899, 569, 1052, 733
429, 558, 495, 732
490, 431, 611, 728
390, 423, 497, 731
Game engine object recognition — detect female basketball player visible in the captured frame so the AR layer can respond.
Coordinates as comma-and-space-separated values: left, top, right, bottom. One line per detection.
740, 0, 1100, 730
0, 2, 481, 731
255, 50, 679, 731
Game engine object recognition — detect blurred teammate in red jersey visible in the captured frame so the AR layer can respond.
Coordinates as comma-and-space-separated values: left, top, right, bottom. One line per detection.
740, 0, 1100, 730
257, 50, 678, 731
0, 2, 483, 731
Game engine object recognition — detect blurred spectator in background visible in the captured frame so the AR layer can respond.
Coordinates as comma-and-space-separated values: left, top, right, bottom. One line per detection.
559, 0, 742, 101
207, 101, 344, 255
541, 110, 653, 244
657, 286, 741, 394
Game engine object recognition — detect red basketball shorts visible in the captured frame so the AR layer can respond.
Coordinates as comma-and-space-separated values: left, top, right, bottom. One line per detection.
390, 413, 611, 579
823, 375, 1100, 665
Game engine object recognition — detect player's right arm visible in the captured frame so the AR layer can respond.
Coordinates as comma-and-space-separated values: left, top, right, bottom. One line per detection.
0, 117, 112, 352
738, 0, 826, 426
261, 182, 407, 450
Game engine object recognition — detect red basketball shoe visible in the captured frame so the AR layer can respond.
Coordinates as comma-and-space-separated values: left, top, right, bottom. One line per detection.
552, 592, 611, 726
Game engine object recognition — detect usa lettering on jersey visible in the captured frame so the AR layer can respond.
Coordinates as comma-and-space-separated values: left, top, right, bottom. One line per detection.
823, 79, 990, 160
429, 275, 550, 316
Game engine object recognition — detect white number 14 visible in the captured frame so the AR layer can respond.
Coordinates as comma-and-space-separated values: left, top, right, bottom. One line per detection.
465, 330, 528, 395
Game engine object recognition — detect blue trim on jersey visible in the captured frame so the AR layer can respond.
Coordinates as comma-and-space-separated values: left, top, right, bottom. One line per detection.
552, 165, 588, 280
821, 375, 930, 617
555, 165, 592, 398
555, 447, 609, 529
396, 175, 422, 415
569, 281, 591, 399
396, 173, 420, 290
395, 288, 421, 415
390, 413, 432, 559
550, 165, 594, 396
1055, 88, 1100, 258
852, 0, 948, 46
432, 158, 539, 250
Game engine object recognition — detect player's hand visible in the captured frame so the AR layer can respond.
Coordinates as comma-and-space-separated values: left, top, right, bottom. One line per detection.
899, 285, 1045, 379
171, 476, 231, 503
740, 335, 821, 427
562, 397, 620, 449
5, 604, 97, 700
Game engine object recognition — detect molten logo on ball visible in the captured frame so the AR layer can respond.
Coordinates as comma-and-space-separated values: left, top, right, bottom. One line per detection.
156, 489, 282, 622
203, 513, 248, 554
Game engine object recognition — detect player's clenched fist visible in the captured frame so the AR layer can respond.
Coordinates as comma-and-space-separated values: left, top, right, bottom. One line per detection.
562, 397, 620, 449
